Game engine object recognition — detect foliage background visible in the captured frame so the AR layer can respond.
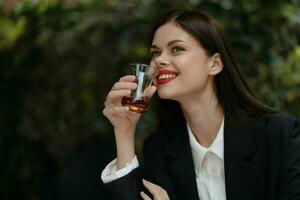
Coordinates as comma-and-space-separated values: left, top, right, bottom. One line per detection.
0, 0, 299, 199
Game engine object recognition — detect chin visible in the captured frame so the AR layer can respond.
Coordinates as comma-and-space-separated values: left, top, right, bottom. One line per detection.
157, 89, 177, 100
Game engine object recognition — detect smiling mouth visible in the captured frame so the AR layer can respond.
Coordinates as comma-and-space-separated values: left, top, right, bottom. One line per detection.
157, 71, 178, 85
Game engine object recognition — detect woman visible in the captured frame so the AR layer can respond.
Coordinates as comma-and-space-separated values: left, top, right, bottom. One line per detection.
101, 10, 300, 200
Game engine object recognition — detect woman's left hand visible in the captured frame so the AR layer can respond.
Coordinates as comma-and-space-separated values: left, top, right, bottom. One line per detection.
140, 179, 170, 200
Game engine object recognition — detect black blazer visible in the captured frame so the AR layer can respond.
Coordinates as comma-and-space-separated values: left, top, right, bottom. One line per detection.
104, 113, 300, 200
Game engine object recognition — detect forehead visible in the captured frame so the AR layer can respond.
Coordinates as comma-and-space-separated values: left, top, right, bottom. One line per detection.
152, 22, 195, 45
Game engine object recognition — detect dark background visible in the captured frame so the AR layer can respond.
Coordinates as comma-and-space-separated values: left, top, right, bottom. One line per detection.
0, 0, 299, 199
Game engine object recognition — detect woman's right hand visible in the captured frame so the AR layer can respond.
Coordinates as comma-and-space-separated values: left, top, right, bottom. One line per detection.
103, 75, 156, 169
103, 75, 141, 132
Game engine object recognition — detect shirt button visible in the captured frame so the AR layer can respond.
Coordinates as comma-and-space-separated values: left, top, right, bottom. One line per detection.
212, 166, 218, 173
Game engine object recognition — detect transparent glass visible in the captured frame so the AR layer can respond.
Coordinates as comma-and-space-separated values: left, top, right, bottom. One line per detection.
121, 63, 154, 113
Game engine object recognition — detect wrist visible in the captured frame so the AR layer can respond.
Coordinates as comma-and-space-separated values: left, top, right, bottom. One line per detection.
114, 126, 135, 138
114, 128, 136, 170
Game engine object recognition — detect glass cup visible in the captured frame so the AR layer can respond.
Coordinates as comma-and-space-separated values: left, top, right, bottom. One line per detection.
121, 63, 154, 113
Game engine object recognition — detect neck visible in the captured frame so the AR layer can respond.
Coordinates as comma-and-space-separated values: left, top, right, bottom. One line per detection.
179, 89, 224, 148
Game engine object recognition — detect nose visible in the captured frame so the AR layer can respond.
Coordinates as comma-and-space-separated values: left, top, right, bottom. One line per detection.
149, 53, 170, 77
154, 53, 170, 68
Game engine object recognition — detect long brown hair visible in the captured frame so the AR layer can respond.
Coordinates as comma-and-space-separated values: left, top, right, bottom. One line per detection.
150, 10, 275, 126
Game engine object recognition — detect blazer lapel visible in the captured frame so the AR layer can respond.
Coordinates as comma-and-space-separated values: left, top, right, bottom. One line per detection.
161, 117, 258, 200
224, 118, 257, 200
164, 122, 200, 200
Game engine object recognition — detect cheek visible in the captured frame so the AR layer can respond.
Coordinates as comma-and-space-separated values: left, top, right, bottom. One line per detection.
180, 64, 209, 80
175, 52, 209, 72
181, 73, 206, 87
180, 65, 210, 90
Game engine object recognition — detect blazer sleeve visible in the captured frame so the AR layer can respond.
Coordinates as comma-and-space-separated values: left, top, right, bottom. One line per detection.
101, 130, 164, 200
102, 167, 144, 200
278, 117, 300, 199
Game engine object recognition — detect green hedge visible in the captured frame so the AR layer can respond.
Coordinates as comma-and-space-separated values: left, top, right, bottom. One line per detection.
0, 0, 299, 199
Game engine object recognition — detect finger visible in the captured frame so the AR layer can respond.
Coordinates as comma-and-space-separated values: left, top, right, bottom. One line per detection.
143, 179, 162, 197
112, 82, 137, 91
143, 179, 170, 199
162, 190, 170, 200
103, 106, 129, 117
140, 191, 152, 200
119, 75, 136, 82
105, 90, 131, 106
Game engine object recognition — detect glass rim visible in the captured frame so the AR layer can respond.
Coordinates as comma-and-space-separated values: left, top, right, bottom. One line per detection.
130, 63, 149, 67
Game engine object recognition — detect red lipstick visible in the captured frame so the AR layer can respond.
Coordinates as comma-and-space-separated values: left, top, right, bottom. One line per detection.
157, 70, 178, 85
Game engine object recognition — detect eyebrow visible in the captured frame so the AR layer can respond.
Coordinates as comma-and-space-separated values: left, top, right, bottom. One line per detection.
150, 39, 185, 49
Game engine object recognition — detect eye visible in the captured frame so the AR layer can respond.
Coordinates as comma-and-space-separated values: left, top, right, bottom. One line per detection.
150, 51, 161, 58
171, 46, 184, 54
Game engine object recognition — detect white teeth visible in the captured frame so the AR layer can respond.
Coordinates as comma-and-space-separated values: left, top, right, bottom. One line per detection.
158, 74, 177, 80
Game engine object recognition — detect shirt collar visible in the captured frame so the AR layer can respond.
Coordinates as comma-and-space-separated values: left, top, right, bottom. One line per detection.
209, 118, 224, 159
187, 118, 224, 169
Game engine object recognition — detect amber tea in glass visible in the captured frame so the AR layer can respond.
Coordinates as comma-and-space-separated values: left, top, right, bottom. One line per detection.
121, 96, 149, 113
121, 63, 152, 113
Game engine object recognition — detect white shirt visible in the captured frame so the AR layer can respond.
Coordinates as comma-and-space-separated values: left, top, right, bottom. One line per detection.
187, 119, 226, 200
101, 119, 226, 200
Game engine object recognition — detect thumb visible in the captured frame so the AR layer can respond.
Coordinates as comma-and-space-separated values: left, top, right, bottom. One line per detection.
148, 85, 157, 98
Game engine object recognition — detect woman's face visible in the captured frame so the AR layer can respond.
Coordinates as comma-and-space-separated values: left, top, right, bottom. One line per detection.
150, 21, 218, 102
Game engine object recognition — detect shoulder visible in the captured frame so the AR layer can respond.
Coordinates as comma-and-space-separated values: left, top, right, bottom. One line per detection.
264, 112, 299, 133
265, 112, 298, 125
261, 112, 300, 147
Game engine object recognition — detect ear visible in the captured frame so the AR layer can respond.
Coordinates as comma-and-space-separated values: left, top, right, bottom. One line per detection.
208, 53, 223, 76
